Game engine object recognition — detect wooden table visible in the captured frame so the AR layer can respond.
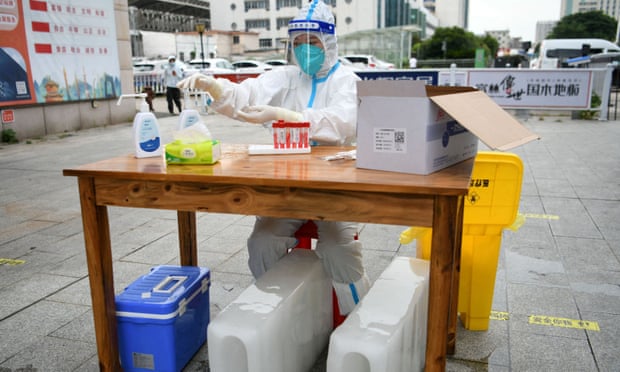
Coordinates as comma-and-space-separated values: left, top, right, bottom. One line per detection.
64, 145, 473, 371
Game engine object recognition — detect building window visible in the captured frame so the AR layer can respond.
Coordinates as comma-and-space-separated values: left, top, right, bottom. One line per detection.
276, 0, 302, 8
231, 22, 237, 30
231, 3, 236, 10
245, 0, 268, 12
246, 19, 270, 31
233, 35, 240, 44
277, 17, 293, 29
259, 38, 273, 48
346, 16, 352, 24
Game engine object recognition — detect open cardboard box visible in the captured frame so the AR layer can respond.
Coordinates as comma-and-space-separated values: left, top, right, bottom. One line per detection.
355, 80, 539, 175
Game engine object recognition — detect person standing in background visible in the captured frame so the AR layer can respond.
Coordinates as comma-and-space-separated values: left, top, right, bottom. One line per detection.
164, 55, 183, 114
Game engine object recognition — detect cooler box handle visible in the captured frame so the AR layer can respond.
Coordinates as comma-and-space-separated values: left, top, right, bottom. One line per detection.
152, 275, 187, 294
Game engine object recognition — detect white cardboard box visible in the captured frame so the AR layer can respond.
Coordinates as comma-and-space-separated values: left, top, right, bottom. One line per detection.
356, 80, 539, 175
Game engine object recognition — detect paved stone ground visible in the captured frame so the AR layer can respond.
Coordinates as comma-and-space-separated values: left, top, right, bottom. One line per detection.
1, 96, 619, 371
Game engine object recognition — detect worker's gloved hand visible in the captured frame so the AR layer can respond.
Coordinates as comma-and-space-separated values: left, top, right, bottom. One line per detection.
177, 74, 222, 100
235, 105, 303, 124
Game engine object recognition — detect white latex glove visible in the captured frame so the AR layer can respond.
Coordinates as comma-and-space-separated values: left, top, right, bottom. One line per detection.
235, 105, 303, 124
177, 74, 222, 100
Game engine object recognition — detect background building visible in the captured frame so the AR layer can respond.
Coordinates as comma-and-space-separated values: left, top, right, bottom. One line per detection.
434, 0, 468, 28
561, 0, 620, 18
535, 20, 557, 43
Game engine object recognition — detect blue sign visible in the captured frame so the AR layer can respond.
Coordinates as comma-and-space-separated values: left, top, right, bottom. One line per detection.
355, 70, 439, 85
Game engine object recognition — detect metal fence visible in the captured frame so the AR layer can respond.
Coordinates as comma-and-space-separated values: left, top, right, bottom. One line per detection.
133, 72, 165, 94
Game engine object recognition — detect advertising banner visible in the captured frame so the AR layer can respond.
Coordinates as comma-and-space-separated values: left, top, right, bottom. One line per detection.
468, 69, 593, 109
1, 0, 120, 107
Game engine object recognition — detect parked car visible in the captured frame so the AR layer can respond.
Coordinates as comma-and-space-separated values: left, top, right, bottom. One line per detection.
263, 59, 289, 67
338, 56, 367, 71
187, 58, 236, 74
493, 54, 530, 68
232, 60, 272, 73
133, 59, 196, 75
342, 54, 395, 69
132, 59, 168, 73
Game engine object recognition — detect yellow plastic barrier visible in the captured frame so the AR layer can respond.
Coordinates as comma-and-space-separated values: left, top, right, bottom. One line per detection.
401, 151, 523, 331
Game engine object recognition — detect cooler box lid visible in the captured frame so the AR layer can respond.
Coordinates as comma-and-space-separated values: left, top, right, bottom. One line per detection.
115, 265, 210, 319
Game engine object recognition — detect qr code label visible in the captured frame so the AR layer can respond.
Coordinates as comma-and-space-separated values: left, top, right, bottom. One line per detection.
373, 128, 407, 153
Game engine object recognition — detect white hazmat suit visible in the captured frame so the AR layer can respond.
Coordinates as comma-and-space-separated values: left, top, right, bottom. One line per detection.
177, 0, 369, 315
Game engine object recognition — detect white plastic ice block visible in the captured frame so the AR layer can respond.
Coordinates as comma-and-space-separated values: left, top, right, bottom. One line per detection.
207, 249, 332, 372
326, 257, 430, 372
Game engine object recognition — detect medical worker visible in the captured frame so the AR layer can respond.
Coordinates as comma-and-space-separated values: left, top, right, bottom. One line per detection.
177, 0, 369, 316
164, 55, 183, 114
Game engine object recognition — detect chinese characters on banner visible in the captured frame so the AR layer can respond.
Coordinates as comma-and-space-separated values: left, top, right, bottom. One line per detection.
0, 0, 120, 107
468, 70, 593, 109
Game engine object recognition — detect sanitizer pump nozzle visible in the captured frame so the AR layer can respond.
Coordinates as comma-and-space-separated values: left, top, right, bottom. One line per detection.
117, 93, 163, 158
117, 93, 149, 112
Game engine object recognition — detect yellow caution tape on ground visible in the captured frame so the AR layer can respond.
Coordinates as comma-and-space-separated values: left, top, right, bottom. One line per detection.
506, 213, 526, 231
0, 258, 26, 266
528, 315, 600, 331
490, 311, 510, 321
521, 213, 560, 220
506, 212, 560, 231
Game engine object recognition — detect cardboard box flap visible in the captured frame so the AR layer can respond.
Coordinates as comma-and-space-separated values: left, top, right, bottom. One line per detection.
357, 79, 427, 97
429, 91, 540, 151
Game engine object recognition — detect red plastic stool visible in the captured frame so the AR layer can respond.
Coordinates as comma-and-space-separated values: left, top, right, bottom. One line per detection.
293, 220, 356, 328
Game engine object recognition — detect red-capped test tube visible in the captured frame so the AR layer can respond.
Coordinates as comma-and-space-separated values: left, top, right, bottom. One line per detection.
272, 121, 310, 149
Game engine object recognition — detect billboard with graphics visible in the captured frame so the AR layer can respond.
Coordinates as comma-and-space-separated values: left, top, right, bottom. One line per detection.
0, 0, 120, 107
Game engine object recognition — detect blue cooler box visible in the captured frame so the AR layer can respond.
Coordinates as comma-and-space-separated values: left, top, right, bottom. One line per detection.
115, 265, 210, 372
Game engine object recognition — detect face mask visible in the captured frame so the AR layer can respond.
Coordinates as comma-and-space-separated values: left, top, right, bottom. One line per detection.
294, 44, 325, 76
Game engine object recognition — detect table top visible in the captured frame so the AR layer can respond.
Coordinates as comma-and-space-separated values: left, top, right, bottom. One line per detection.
63, 145, 474, 197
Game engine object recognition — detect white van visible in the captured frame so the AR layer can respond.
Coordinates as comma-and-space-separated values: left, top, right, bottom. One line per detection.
532, 38, 620, 69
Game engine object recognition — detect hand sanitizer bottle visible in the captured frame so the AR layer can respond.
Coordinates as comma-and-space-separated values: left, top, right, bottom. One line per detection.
178, 89, 203, 130
117, 94, 163, 158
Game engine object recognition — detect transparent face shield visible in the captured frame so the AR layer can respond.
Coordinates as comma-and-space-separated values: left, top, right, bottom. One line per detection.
288, 20, 334, 76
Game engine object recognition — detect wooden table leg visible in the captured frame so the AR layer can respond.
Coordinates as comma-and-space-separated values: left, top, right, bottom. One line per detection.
178, 211, 197, 266
447, 195, 464, 355
425, 195, 462, 372
78, 177, 121, 372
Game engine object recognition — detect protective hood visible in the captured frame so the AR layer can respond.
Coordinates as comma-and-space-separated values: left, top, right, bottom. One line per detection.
288, 0, 339, 77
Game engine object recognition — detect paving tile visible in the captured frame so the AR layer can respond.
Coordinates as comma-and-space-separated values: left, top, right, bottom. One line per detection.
0, 336, 96, 372
509, 331, 597, 371
568, 270, 620, 314
507, 283, 579, 320
542, 196, 602, 239
0, 300, 90, 361
584, 199, 620, 241
0, 273, 79, 320
582, 311, 620, 371
450, 319, 510, 367
556, 236, 620, 273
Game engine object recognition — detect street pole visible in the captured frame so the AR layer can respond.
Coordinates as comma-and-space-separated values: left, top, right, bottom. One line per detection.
195, 23, 206, 69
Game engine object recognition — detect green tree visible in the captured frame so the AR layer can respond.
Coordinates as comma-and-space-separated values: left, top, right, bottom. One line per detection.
418, 27, 477, 59
416, 26, 499, 63
479, 34, 499, 59
547, 11, 617, 40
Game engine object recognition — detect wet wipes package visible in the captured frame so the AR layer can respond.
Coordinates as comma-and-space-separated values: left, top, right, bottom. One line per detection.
165, 122, 221, 164
356, 80, 539, 175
